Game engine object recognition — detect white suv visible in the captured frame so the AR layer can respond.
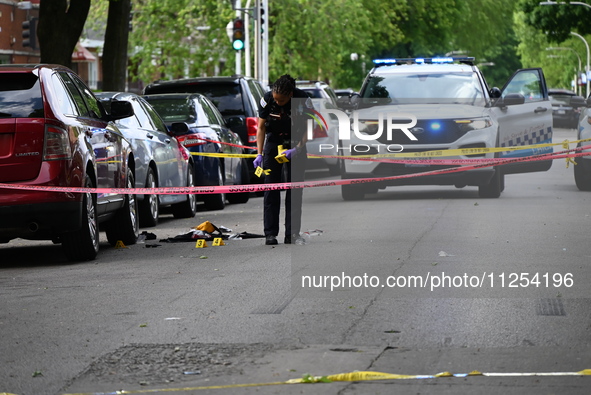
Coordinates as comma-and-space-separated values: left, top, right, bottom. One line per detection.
339, 57, 553, 200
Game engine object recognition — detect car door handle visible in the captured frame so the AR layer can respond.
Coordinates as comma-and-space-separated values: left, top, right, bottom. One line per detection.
164, 139, 171, 144
146, 133, 154, 139
534, 107, 548, 113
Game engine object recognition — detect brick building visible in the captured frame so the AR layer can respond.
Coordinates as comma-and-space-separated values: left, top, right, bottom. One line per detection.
0, 0, 100, 88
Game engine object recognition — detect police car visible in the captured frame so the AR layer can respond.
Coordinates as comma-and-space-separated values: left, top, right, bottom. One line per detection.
337, 57, 553, 200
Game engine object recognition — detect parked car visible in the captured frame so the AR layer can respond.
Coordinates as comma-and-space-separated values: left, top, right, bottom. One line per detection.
568, 95, 591, 190
0, 64, 138, 261
143, 76, 267, 182
338, 57, 554, 200
143, 93, 250, 210
296, 80, 343, 175
96, 92, 198, 226
548, 88, 581, 129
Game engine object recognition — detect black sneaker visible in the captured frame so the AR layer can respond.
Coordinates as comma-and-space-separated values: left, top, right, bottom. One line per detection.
265, 235, 278, 245
284, 235, 291, 244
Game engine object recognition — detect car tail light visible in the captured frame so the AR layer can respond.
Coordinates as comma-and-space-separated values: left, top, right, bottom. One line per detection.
177, 133, 208, 147
246, 117, 258, 144
312, 123, 328, 139
43, 124, 72, 160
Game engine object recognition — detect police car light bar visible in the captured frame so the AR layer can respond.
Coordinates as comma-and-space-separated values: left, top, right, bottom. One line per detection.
372, 57, 475, 66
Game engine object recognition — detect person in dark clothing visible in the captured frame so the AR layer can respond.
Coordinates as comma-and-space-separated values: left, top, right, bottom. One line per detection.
254, 74, 312, 245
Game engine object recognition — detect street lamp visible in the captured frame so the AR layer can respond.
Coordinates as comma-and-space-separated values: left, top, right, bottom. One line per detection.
546, 46, 583, 95
570, 32, 590, 97
539, 1, 591, 10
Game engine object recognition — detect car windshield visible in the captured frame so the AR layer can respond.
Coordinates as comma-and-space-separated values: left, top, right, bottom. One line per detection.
0, 73, 44, 118
145, 98, 197, 123
361, 72, 486, 106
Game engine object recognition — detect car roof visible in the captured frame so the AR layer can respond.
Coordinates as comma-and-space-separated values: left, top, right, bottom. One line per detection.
0, 63, 73, 73
145, 75, 255, 88
143, 92, 204, 100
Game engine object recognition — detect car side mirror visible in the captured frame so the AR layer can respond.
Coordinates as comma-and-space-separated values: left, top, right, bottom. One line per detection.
169, 122, 190, 136
338, 93, 360, 110
489, 87, 502, 99
570, 95, 587, 108
226, 116, 244, 128
494, 93, 525, 107
105, 100, 134, 121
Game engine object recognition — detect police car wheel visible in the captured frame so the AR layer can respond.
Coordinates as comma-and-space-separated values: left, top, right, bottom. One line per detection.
574, 156, 591, 191
478, 168, 502, 198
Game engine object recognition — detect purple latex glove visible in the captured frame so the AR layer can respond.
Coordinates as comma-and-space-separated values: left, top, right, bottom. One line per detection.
284, 148, 297, 160
253, 154, 263, 168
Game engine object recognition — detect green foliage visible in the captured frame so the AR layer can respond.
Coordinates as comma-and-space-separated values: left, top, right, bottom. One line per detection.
83, 0, 538, 91
515, 1, 590, 91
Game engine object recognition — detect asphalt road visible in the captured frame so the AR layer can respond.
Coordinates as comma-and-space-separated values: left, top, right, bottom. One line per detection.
1, 128, 590, 395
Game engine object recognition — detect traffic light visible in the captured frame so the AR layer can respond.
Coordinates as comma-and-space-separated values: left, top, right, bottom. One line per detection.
259, 4, 265, 34
232, 18, 245, 51
22, 17, 37, 49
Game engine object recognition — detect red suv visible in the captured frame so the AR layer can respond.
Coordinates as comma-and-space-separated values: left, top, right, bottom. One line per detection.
0, 64, 139, 261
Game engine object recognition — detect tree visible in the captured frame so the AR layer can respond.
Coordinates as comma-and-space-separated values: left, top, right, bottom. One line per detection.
38, 0, 90, 68
102, 0, 132, 91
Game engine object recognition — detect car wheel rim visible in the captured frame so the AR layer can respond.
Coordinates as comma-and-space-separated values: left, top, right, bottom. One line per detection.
85, 191, 98, 248
128, 177, 138, 232
147, 173, 158, 220
188, 169, 196, 208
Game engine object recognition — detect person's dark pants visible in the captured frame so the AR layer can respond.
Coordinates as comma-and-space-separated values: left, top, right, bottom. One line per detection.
263, 139, 306, 238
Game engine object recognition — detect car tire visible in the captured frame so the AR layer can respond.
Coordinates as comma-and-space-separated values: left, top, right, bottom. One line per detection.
227, 159, 250, 204
478, 168, 502, 198
574, 156, 591, 191
172, 166, 198, 218
328, 141, 344, 176
204, 162, 226, 210
341, 183, 365, 201
139, 167, 159, 227
106, 168, 139, 246
62, 175, 99, 261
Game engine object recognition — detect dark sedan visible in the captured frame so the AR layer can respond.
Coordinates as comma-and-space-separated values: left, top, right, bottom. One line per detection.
143, 93, 250, 210
96, 92, 198, 226
549, 88, 582, 129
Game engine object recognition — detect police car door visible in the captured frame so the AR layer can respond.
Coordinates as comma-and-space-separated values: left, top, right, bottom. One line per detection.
493, 68, 553, 175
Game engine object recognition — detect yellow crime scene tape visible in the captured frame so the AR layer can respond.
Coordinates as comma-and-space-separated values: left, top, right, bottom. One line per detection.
191, 138, 591, 160
33, 368, 589, 394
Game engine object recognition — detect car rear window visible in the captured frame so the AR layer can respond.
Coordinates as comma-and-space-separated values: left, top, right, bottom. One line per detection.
0, 73, 44, 118
147, 82, 245, 117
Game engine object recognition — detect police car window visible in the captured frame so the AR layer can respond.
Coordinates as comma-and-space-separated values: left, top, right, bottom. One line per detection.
502, 70, 543, 102
0, 73, 44, 118
362, 72, 485, 105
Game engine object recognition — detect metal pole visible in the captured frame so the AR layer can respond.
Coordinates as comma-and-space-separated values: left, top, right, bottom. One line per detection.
570, 32, 590, 97
261, 0, 269, 87
244, 0, 251, 77
235, 0, 242, 75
